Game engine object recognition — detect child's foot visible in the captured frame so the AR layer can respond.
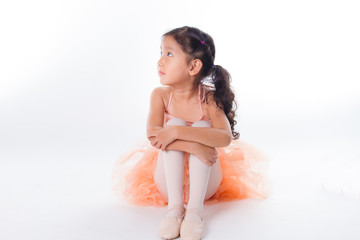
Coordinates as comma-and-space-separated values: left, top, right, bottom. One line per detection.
158, 204, 185, 239
180, 208, 204, 240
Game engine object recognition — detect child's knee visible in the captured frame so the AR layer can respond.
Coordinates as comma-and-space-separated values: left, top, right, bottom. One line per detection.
191, 120, 211, 128
166, 118, 187, 126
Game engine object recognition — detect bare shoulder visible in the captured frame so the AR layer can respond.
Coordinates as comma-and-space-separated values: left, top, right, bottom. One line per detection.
151, 86, 169, 96
150, 86, 171, 106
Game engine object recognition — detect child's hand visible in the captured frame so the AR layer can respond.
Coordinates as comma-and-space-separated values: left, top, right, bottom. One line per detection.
148, 126, 177, 151
193, 143, 218, 166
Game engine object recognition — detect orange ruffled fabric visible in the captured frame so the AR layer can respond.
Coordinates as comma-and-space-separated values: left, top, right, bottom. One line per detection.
111, 137, 270, 207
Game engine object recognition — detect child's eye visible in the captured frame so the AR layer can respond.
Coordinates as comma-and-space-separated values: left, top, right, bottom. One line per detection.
160, 51, 173, 57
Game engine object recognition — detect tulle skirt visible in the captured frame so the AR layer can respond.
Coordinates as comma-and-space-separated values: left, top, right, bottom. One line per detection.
111, 137, 270, 207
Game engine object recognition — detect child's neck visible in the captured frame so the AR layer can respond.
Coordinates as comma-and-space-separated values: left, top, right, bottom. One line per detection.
170, 83, 199, 102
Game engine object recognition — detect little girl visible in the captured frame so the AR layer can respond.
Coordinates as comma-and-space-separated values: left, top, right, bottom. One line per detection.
112, 26, 269, 240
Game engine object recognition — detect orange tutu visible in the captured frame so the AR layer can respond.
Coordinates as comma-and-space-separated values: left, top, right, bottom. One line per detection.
111, 137, 270, 207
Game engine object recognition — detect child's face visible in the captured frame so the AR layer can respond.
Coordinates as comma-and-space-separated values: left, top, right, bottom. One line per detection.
158, 35, 191, 86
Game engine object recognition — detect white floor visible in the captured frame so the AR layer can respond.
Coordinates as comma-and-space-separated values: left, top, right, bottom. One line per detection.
1, 140, 360, 240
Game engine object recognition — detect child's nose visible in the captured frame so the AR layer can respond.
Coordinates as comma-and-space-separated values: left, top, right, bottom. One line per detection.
158, 58, 163, 67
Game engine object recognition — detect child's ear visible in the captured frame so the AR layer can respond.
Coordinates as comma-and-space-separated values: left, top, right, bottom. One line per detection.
189, 59, 203, 76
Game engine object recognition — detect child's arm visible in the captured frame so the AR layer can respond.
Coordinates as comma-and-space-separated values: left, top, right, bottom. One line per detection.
146, 87, 166, 138
174, 125, 230, 148
175, 96, 232, 147
149, 136, 218, 166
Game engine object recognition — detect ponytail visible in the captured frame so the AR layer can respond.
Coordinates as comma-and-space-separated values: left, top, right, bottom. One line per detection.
206, 65, 239, 139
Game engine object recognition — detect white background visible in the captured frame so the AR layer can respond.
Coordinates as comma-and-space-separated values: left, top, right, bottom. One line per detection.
1, 0, 360, 239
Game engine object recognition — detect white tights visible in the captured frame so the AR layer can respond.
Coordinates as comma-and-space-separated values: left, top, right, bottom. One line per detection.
153, 118, 223, 217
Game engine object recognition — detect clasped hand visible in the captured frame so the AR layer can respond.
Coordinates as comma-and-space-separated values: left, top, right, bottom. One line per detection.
148, 126, 177, 151
148, 126, 218, 166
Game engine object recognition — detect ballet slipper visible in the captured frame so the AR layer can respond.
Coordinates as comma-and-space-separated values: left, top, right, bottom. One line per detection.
158, 205, 186, 239
180, 208, 205, 240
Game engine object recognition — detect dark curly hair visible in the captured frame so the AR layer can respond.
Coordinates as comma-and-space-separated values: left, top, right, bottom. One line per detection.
163, 26, 239, 139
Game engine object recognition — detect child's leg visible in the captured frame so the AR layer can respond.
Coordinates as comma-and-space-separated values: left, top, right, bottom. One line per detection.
186, 120, 223, 221
155, 118, 187, 239
153, 118, 187, 210
204, 153, 223, 201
